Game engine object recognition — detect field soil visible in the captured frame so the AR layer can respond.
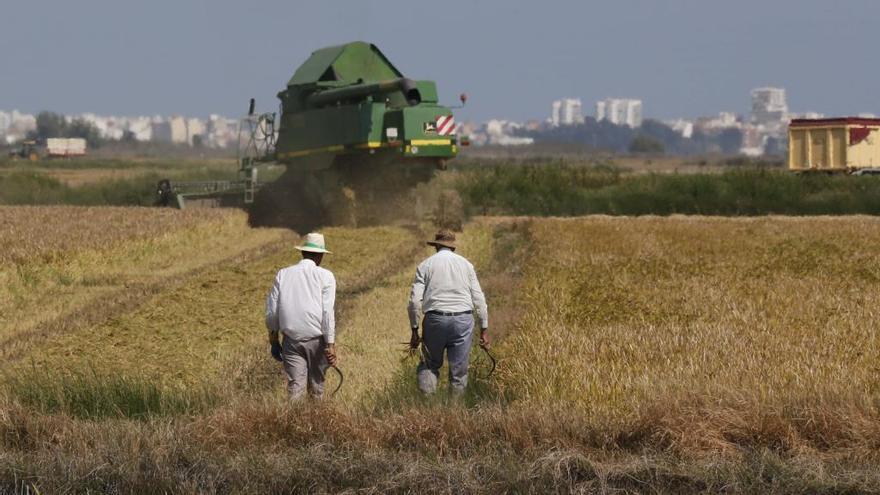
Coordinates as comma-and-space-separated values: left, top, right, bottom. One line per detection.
3, 211, 880, 493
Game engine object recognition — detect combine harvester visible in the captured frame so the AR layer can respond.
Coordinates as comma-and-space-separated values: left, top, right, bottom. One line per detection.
159, 41, 465, 228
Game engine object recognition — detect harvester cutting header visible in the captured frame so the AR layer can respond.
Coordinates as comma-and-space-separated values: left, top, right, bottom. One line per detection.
160, 41, 465, 228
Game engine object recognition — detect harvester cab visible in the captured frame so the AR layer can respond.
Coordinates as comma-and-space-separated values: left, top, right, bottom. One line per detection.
160, 41, 463, 231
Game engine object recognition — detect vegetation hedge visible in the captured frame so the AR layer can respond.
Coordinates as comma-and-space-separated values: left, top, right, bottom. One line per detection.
451, 164, 880, 216
6, 158, 880, 217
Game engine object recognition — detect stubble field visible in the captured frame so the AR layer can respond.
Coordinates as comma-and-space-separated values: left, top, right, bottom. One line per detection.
3, 207, 880, 493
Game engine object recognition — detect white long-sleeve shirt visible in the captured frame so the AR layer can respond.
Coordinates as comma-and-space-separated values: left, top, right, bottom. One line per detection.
408, 248, 489, 329
265, 258, 336, 343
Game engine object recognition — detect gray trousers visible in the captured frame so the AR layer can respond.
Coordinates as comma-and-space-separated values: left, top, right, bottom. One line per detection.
281, 336, 328, 400
417, 312, 474, 394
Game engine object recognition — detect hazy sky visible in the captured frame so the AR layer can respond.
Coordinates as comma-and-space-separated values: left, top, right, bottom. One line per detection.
2, 0, 878, 123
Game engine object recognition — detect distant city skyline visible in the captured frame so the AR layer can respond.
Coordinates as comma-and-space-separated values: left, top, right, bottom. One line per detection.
2, 1, 879, 123
0, 82, 845, 155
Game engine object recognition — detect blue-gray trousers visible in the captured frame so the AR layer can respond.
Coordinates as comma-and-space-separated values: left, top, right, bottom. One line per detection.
281, 336, 328, 400
417, 312, 474, 394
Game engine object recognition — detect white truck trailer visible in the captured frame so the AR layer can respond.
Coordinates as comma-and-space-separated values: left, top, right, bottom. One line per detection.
46, 138, 87, 158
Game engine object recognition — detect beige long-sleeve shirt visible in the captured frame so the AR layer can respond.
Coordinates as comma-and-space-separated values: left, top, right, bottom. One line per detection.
265, 258, 336, 343
408, 248, 489, 329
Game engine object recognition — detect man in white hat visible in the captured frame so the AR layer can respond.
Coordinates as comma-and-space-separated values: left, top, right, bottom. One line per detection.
265, 232, 338, 400
408, 229, 489, 394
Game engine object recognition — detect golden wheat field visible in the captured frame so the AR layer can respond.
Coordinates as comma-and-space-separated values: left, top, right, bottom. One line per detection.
502, 216, 880, 412
4, 210, 880, 493
0, 206, 288, 360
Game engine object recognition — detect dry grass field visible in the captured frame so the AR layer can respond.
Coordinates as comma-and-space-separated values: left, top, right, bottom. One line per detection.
499, 217, 880, 462
1, 168, 156, 187
13, 224, 419, 387
502, 216, 880, 413
0, 157, 241, 186
0, 206, 288, 360
3, 212, 880, 493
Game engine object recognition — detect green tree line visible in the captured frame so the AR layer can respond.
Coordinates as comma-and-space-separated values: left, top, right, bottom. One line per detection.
521, 118, 747, 156
28, 111, 103, 148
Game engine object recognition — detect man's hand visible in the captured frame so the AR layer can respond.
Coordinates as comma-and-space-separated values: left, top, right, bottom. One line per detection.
409, 327, 421, 350
270, 342, 283, 362
479, 328, 490, 348
325, 343, 338, 366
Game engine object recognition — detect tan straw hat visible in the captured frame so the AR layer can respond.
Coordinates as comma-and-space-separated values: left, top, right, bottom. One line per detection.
295, 232, 332, 254
427, 229, 457, 249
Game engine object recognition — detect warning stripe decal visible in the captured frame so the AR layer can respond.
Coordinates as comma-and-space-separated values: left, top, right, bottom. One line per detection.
436, 115, 456, 136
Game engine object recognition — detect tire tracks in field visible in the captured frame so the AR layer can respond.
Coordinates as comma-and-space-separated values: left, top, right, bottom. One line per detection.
0, 236, 295, 363
337, 225, 427, 302
227, 225, 429, 394
381, 219, 533, 405
473, 218, 534, 343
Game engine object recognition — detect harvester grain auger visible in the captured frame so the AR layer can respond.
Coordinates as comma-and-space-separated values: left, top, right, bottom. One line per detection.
159, 41, 465, 231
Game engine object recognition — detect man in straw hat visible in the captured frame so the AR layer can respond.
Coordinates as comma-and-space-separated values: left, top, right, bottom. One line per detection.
265, 232, 338, 400
407, 229, 489, 394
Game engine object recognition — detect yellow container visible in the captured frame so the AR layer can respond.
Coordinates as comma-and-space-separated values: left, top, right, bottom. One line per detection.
788, 118, 880, 171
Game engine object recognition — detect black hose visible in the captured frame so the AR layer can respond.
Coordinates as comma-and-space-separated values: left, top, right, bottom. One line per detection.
329, 365, 344, 397
401, 342, 496, 380
477, 344, 496, 380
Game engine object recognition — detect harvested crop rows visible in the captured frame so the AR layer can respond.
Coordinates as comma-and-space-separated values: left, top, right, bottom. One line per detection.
0, 206, 288, 360
5, 213, 880, 492
8, 218, 519, 408
0, 205, 235, 265
14, 224, 424, 389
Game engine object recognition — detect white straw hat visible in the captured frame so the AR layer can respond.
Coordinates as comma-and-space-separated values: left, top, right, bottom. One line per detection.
295, 232, 332, 254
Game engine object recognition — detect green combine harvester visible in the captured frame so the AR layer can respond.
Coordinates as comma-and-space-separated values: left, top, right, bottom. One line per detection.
159, 41, 464, 228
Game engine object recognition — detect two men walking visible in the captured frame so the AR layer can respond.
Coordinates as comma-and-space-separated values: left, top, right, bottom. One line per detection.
265, 229, 488, 399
